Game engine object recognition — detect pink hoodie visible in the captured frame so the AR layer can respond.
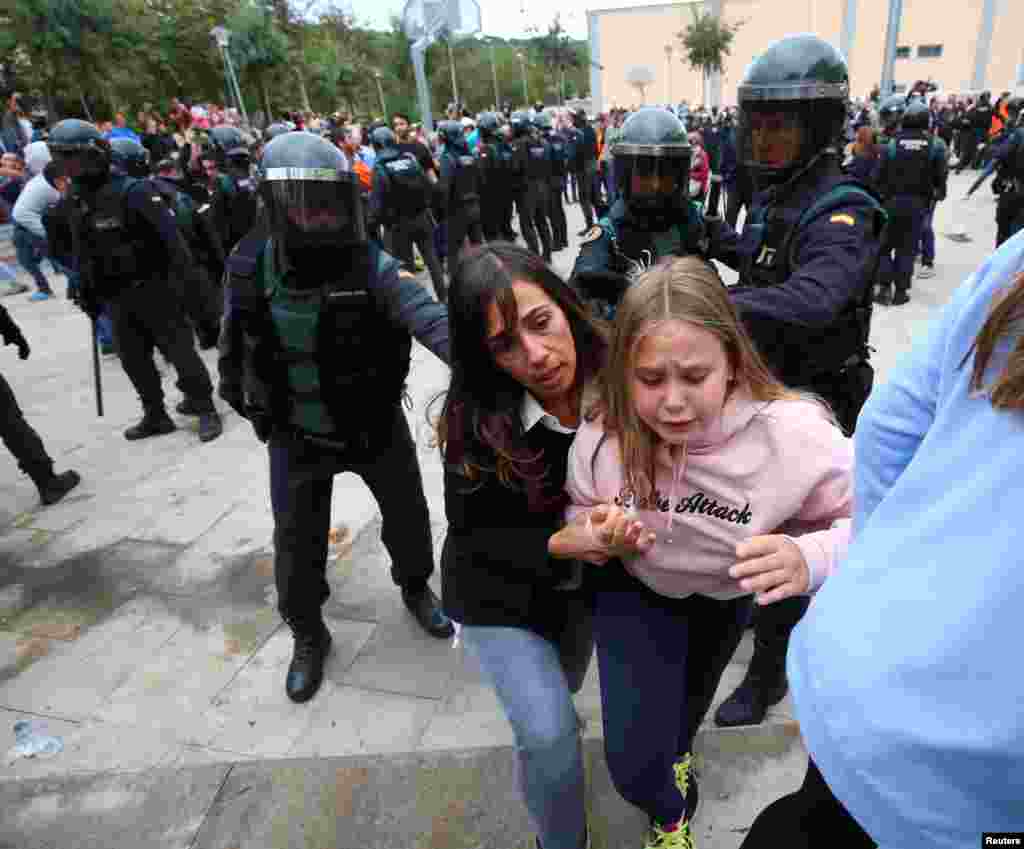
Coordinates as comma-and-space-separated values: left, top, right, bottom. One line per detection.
566, 396, 852, 599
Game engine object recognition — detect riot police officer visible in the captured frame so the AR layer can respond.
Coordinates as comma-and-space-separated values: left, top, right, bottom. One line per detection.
980, 97, 1024, 247
496, 120, 519, 241
877, 94, 906, 142
475, 112, 508, 242
873, 99, 948, 306
538, 111, 570, 251
202, 125, 260, 255
438, 120, 483, 270
369, 126, 446, 302
218, 132, 454, 704
511, 112, 554, 262
706, 34, 886, 728
47, 119, 223, 443
570, 107, 705, 317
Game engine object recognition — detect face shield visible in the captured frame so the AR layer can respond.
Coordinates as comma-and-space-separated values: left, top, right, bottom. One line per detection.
262, 166, 366, 251
614, 143, 692, 218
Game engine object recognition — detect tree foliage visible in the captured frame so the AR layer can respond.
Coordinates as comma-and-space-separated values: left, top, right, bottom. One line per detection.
0, 0, 591, 123
678, 7, 742, 76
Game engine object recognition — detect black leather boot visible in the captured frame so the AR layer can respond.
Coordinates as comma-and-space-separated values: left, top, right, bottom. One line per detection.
714, 645, 788, 727
401, 585, 454, 639
197, 409, 223, 443
285, 621, 333, 703
124, 409, 176, 440
36, 470, 82, 506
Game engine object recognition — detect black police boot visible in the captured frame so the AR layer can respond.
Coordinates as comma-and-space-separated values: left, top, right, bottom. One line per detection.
198, 409, 224, 443
401, 584, 455, 639
285, 621, 333, 703
892, 287, 911, 306
176, 398, 203, 416
35, 470, 82, 506
873, 283, 892, 306
714, 650, 788, 727
124, 408, 176, 441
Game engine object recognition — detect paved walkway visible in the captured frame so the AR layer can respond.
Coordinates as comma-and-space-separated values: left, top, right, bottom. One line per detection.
0, 174, 1004, 847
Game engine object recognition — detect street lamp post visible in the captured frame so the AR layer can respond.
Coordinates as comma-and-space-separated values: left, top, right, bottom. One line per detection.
374, 70, 387, 116
490, 41, 501, 108
664, 44, 673, 104
447, 39, 460, 109
210, 26, 249, 128
517, 51, 528, 108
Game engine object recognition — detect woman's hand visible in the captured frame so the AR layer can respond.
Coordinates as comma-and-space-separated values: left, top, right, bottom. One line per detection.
729, 536, 809, 605
549, 504, 656, 565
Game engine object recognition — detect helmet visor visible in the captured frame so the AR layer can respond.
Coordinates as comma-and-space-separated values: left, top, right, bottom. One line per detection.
263, 167, 365, 246
615, 145, 692, 212
738, 106, 805, 171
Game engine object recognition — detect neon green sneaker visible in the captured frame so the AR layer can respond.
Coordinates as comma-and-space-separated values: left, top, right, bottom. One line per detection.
641, 753, 698, 848
643, 818, 694, 849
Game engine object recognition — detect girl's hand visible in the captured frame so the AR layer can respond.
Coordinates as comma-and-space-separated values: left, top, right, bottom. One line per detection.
729, 535, 809, 605
549, 505, 655, 564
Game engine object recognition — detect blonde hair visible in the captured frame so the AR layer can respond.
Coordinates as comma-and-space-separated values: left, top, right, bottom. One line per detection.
595, 256, 819, 498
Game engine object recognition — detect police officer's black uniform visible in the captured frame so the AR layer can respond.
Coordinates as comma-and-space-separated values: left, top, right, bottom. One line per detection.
368, 126, 446, 303
539, 113, 570, 250
438, 121, 483, 270
571, 109, 599, 233
48, 119, 223, 443
510, 113, 554, 262
0, 303, 81, 505
984, 98, 1024, 247
475, 112, 508, 242
570, 108, 706, 318
874, 100, 948, 306
496, 125, 519, 241
218, 132, 454, 704
202, 126, 260, 256
706, 35, 886, 728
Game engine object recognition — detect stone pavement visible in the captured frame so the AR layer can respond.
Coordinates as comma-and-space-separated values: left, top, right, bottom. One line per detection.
0, 174, 1004, 848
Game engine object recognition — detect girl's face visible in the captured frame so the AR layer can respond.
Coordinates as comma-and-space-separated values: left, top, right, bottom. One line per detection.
485, 280, 578, 407
630, 319, 733, 445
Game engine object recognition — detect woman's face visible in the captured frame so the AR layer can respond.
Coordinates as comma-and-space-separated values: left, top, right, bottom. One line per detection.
484, 280, 578, 406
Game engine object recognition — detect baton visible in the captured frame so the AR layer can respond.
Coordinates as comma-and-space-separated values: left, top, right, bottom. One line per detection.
91, 317, 104, 417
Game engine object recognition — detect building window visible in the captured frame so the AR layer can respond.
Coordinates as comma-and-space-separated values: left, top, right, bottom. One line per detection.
896, 46, 911, 59
918, 44, 943, 58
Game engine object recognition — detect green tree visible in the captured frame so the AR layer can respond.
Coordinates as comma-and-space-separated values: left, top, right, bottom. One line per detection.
227, 0, 290, 120
677, 4, 742, 106
535, 14, 581, 106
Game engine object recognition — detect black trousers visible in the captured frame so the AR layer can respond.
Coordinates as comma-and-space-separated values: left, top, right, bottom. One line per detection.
996, 189, 1024, 248
739, 758, 876, 849
446, 202, 483, 269
181, 264, 223, 344
109, 280, 215, 413
267, 404, 435, 631
575, 166, 596, 229
518, 182, 553, 260
547, 177, 568, 246
0, 371, 53, 485
386, 211, 446, 302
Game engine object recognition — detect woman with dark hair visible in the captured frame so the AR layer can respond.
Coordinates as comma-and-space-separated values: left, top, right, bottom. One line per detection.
845, 125, 878, 185
439, 242, 629, 849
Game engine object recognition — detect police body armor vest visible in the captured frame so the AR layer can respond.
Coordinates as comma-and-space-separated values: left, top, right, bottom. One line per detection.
227, 238, 411, 439
1009, 129, 1024, 184
609, 200, 703, 276
450, 151, 481, 205
476, 142, 502, 189
884, 132, 937, 198
77, 176, 159, 292
380, 152, 431, 216
740, 180, 885, 385
548, 136, 568, 178
526, 140, 551, 181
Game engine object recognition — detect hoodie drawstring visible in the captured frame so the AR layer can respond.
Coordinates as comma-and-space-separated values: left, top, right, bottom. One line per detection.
665, 438, 687, 539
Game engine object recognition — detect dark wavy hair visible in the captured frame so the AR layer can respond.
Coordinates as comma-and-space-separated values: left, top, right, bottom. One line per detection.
437, 242, 608, 510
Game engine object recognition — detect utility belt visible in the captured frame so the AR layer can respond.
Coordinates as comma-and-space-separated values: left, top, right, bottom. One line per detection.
280, 425, 373, 454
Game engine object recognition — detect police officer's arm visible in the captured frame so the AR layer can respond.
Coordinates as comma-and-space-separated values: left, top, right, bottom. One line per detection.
369, 259, 450, 365
730, 198, 880, 327
368, 165, 388, 230
438, 154, 455, 216
932, 137, 949, 201
704, 215, 743, 270
124, 182, 194, 279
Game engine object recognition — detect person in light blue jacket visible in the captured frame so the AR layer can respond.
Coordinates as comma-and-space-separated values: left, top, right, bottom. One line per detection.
735, 229, 1024, 848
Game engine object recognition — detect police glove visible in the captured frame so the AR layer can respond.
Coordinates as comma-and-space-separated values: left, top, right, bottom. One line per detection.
6, 331, 30, 360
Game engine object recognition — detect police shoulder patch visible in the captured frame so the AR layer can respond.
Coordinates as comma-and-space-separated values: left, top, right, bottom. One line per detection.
829, 213, 856, 226
580, 225, 603, 244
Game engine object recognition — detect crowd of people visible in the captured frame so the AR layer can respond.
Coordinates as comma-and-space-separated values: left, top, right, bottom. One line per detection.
1, 31, 1023, 849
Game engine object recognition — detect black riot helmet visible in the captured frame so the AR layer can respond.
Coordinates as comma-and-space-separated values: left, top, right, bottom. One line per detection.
611, 107, 692, 224
572, 108, 587, 128
510, 111, 532, 138
47, 118, 111, 183
108, 138, 151, 177
438, 120, 467, 151
370, 126, 397, 152
879, 94, 906, 133
901, 99, 930, 131
533, 111, 553, 132
477, 112, 500, 141
259, 132, 365, 254
737, 34, 850, 189
1006, 97, 1024, 128
204, 126, 246, 166
264, 122, 290, 143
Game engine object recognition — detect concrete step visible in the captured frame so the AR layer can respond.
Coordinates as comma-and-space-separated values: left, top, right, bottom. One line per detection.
0, 728, 806, 849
